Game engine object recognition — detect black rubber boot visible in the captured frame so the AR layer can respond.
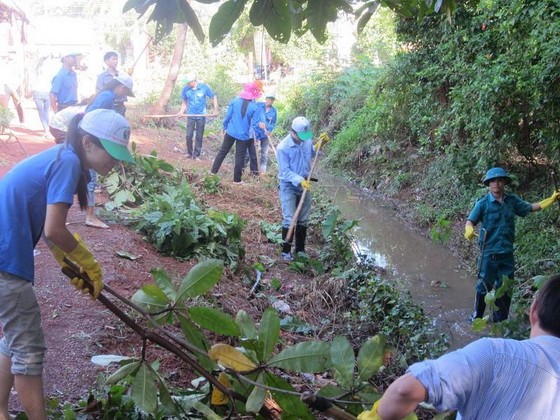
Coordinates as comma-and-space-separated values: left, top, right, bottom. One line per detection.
493, 294, 512, 323
281, 227, 292, 256
468, 293, 486, 323
295, 225, 307, 254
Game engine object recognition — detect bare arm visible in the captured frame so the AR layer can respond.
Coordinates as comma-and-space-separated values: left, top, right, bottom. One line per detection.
377, 373, 427, 420
212, 96, 218, 115
177, 99, 187, 115
43, 203, 78, 252
49, 92, 58, 113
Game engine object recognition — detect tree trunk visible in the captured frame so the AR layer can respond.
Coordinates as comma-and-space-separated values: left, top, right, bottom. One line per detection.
150, 23, 188, 115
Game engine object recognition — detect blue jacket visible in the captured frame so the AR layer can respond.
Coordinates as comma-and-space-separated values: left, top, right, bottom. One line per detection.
253, 102, 277, 140
223, 97, 264, 141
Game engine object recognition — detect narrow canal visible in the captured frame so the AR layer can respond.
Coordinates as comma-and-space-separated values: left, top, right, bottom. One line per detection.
321, 175, 480, 348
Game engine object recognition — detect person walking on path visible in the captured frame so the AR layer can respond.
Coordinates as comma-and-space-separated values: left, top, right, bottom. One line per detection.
464, 167, 560, 323
253, 94, 277, 174
277, 116, 328, 261
83, 74, 135, 229
49, 52, 81, 113
96, 51, 128, 116
30, 56, 56, 137
210, 82, 265, 183
177, 74, 218, 160
0, 109, 134, 420
358, 273, 560, 420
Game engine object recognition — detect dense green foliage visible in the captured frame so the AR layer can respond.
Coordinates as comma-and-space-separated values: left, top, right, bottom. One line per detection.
286, 0, 560, 282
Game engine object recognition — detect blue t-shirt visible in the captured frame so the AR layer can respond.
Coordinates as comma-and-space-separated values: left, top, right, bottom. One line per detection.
181, 83, 215, 115
253, 102, 277, 140
0, 145, 82, 282
222, 97, 264, 141
86, 90, 117, 113
50, 67, 78, 105
467, 193, 532, 255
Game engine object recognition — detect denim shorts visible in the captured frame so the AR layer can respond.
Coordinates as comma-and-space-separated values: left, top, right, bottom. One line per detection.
0, 272, 46, 375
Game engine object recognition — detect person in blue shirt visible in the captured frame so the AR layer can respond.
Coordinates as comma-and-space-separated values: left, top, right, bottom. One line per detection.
210, 82, 265, 183
359, 273, 560, 419
95, 51, 128, 116
177, 74, 218, 160
464, 167, 559, 322
276, 117, 328, 261
49, 52, 81, 112
86, 73, 134, 116
253, 94, 277, 173
85, 74, 134, 228
0, 109, 134, 419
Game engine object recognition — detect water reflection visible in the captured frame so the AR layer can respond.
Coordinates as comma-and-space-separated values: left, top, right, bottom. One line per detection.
320, 175, 479, 348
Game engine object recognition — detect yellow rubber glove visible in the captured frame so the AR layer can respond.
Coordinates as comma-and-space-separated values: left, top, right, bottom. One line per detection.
49, 243, 67, 268
464, 225, 477, 241
357, 400, 381, 420
300, 179, 311, 190
65, 234, 103, 299
314, 133, 330, 151
538, 191, 560, 210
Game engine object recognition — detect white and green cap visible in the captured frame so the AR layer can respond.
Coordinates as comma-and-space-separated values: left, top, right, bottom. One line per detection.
79, 109, 134, 163
291, 116, 313, 141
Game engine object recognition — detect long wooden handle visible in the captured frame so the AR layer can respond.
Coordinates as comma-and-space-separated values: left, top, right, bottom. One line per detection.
143, 113, 214, 118
284, 138, 324, 244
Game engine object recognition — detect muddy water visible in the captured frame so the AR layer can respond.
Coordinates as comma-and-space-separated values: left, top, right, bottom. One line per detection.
321, 176, 480, 348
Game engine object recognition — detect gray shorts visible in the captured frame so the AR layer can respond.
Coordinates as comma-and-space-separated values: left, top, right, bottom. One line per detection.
0, 272, 46, 375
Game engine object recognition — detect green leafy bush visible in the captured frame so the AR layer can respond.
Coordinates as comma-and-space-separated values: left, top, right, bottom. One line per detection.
133, 180, 245, 268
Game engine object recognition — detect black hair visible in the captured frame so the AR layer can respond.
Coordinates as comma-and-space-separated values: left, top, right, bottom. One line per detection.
62, 113, 103, 210
241, 99, 250, 119
536, 274, 560, 337
103, 51, 118, 62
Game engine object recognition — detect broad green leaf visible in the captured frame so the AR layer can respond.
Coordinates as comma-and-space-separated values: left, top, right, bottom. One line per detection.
209, 0, 249, 47
106, 360, 141, 384
177, 314, 213, 371
131, 363, 158, 414
472, 317, 488, 332
265, 371, 313, 418
322, 211, 338, 238
156, 374, 180, 416
250, 0, 292, 43
307, 0, 352, 44
258, 307, 280, 360
178, 259, 223, 300
330, 336, 355, 389
358, 335, 386, 381
245, 372, 266, 413
91, 355, 133, 367
150, 268, 177, 301
188, 307, 240, 336
209, 344, 257, 372
268, 341, 330, 372
131, 285, 170, 313
317, 383, 343, 398
236, 310, 257, 339
191, 401, 221, 420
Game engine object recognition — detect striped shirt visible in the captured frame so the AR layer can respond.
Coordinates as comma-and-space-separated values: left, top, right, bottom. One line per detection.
409, 335, 560, 419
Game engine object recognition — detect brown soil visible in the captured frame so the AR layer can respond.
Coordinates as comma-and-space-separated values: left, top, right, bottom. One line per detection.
1, 103, 339, 415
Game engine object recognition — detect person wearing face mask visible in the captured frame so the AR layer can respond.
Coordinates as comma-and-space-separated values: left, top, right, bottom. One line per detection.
0, 109, 134, 419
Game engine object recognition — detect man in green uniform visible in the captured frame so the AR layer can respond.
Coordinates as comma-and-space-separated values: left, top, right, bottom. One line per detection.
464, 167, 559, 322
